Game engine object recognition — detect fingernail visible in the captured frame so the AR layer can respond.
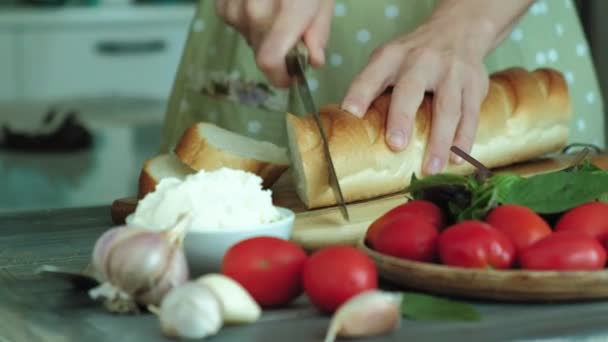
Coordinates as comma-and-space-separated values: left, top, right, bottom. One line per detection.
427, 157, 442, 175
342, 103, 364, 118
453, 156, 463, 164
388, 131, 406, 149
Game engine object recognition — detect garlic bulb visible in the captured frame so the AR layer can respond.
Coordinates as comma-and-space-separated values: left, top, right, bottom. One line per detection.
197, 274, 261, 324
324, 290, 402, 342
88, 215, 191, 313
158, 282, 223, 340
91, 226, 142, 281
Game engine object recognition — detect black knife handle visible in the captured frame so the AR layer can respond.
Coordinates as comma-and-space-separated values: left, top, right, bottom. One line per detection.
286, 41, 310, 76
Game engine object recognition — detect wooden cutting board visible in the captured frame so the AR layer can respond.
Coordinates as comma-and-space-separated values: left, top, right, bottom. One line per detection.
111, 153, 608, 251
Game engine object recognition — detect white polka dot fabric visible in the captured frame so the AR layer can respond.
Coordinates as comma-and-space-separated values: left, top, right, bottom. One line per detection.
334, 2, 346, 17
192, 19, 205, 33
330, 53, 343, 67
356, 29, 371, 43
160, 0, 606, 152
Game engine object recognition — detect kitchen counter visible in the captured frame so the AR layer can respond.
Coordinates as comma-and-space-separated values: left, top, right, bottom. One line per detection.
0, 98, 166, 213
3, 206, 608, 342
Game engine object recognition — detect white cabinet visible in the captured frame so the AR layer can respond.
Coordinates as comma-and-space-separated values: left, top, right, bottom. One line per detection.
0, 5, 193, 103
0, 31, 17, 102
21, 24, 188, 101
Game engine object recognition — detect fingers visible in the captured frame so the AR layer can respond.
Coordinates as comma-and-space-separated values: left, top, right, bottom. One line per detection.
451, 74, 485, 163
384, 64, 428, 151
303, 0, 334, 67
423, 70, 463, 175
216, 0, 246, 33
341, 45, 402, 118
257, 1, 324, 87
243, 0, 277, 49
216, 0, 331, 88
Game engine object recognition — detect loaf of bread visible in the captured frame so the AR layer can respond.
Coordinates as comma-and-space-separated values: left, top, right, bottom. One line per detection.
286, 67, 572, 209
174, 122, 290, 188
138, 153, 194, 199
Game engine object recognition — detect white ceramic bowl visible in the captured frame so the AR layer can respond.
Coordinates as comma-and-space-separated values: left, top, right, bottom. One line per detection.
126, 207, 295, 276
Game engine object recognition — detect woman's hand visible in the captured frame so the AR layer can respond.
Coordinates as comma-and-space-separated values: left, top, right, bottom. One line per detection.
342, 17, 492, 175
342, 0, 534, 175
215, 0, 334, 87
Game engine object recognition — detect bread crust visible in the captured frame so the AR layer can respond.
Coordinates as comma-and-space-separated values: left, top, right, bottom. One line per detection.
286, 67, 572, 209
137, 154, 194, 199
174, 123, 289, 188
138, 160, 159, 199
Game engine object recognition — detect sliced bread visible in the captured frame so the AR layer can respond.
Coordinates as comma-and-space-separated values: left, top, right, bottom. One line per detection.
174, 122, 290, 188
138, 153, 194, 199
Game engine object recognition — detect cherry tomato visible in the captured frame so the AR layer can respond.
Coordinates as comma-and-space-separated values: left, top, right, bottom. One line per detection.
520, 232, 607, 271
438, 220, 516, 269
373, 214, 439, 262
555, 202, 608, 240
302, 246, 378, 314
366, 200, 445, 247
485, 204, 552, 252
221, 237, 308, 308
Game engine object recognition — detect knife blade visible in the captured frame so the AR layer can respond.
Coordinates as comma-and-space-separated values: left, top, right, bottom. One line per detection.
286, 42, 350, 221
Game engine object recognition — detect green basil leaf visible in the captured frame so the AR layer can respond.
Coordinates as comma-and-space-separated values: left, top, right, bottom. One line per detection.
406, 173, 470, 194
489, 172, 524, 202
501, 171, 608, 213
457, 185, 500, 221
571, 159, 604, 172
401, 292, 482, 321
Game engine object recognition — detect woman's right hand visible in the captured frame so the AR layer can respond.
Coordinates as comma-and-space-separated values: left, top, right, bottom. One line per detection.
215, 0, 334, 88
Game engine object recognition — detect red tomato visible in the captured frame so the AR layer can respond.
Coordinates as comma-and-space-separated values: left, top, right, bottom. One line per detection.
438, 220, 516, 269
366, 200, 445, 247
221, 237, 308, 308
373, 214, 439, 262
520, 232, 607, 271
302, 246, 378, 314
555, 202, 608, 240
485, 204, 552, 252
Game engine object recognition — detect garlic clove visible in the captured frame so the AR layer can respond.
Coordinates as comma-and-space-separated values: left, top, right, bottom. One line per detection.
159, 282, 223, 340
106, 233, 173, 295
324, 290, 402, 342
197, 274, 262, 325
139, 247, 190, 306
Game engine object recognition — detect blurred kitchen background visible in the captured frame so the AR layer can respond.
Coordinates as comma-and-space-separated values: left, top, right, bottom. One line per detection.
0, 0, 606, 213
0, 0, 195, 212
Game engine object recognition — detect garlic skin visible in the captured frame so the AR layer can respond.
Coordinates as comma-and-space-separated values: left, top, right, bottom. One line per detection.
91, 226, 142, 281
324, 290, 402, 342
197, 274, 261, 324
159, 282, 223, 340
89, 215, 190, 313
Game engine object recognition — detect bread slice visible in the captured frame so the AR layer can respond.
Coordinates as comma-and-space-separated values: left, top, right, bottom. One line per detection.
138, 153, 194, 199
174, 122, 290, 188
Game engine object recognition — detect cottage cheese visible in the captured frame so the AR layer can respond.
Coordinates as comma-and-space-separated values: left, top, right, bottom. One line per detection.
131, 168, 282, 232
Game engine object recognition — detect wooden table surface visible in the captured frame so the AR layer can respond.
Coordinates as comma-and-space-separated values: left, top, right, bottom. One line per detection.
4, 205, 608, 342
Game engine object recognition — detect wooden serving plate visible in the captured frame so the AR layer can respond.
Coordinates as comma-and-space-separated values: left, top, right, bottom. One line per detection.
358, 238, 608, 302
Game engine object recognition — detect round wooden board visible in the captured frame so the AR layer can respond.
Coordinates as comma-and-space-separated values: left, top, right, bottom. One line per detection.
358, 238, 608, 302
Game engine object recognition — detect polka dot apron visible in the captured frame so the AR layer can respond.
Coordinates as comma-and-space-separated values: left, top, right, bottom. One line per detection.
159, 0, 605, 154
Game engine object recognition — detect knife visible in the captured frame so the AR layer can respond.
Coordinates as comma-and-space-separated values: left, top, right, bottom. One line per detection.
286, 42, 350, 221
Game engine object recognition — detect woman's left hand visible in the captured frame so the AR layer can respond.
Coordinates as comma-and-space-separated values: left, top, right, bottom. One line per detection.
341, 13, 496, 175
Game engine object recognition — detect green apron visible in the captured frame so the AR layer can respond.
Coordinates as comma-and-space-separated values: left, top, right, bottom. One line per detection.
159, 0, 605, 154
